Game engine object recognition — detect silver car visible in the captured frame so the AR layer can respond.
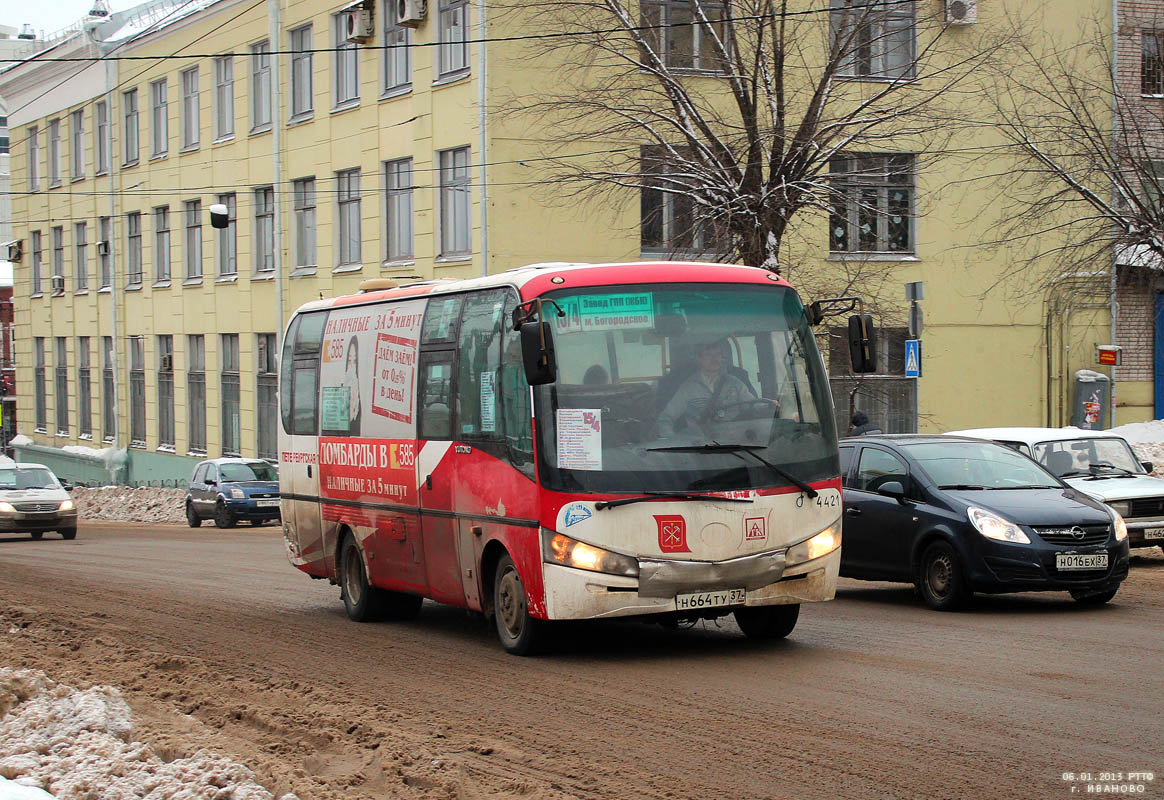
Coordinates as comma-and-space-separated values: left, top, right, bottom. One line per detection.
0, 463, 78, 540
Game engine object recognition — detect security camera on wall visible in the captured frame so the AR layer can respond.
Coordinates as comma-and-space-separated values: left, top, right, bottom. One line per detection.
209, 203, 229, 230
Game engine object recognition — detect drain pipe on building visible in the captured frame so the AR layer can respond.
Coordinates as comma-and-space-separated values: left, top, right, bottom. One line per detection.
267, 0, 285, 347
477, 0, 489, 277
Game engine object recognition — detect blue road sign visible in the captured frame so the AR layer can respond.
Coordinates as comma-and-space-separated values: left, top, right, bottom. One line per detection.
904, 339, 921, 378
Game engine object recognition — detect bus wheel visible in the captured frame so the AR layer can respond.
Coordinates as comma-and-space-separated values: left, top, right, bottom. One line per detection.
340, 535, 380, 622
493, 554, 543, 656
734, 604, 799, 640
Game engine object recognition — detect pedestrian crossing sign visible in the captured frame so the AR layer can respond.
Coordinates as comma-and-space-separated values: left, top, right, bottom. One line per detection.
904, 339, 921, 378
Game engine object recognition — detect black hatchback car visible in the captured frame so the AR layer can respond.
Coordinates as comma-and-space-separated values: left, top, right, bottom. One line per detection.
838, 435, 1130, 610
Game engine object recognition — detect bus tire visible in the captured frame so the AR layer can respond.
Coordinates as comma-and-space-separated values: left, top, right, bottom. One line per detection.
734, 604, 799, 640
340, 534, 382, 622
493, 553, 544, 656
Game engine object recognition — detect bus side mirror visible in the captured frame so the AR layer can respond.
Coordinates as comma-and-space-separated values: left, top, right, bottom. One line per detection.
848, 314, 877, 373
520, 321, 557, 385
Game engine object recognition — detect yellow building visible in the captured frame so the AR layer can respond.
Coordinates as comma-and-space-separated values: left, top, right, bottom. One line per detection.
0, 0, 1154, 485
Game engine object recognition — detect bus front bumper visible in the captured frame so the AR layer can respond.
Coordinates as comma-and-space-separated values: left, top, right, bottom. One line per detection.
540, 546, 840, 621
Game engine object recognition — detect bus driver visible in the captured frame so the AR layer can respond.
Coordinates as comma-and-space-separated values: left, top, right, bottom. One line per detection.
658, 339, 757, 438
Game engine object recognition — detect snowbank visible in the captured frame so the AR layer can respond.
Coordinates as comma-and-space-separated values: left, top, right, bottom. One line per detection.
69, 487, 187, 525
0, 668, 297, 800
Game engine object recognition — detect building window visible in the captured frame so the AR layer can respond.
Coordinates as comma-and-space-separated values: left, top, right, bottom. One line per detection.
187, 334, 206, 453
157, 335, 174, 449
185, 200, 202, 280
123, 88, 139, 166
78, 337, 92, 439
74, 222, 88, 292
251, 40, 272, 131
70, 109, 84, 180
214, 56, 235, 139
98, 217, 112, 289
290, 25, 314, 119
150, 78, 168, 157
385, 158, 414, 261
829, 154, 914, 254
641, 0, 727, 71
438, 0, 469, 77
95, 100, 110, 175
181, 66, 200, 149
102, 336, 116, 442
34, 338, 46, 431
127, 211, 143, 286
439, 147, 471, 256
221, 333, 241, 456
256, 333, 277, 460
129, 336, 146, 447
27, 125, 39, 190
333, 15, 360, 107
254, 186, 275, 273
30, 231, 42, 295
216, 193, 237, 276
383, 0, 412, 93
1143, 33, 1164, 95
293, 177, 316, 269
154, 206, 171, 283
337, 168, 362, 266
640, 145, 728, 257
55, 337, 69, 435
51, 226, 64, 294
831, 0, 916, 80
48, 118, 61, 186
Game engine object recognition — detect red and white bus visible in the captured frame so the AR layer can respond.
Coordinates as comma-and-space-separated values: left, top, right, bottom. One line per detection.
278, 262, 872, 654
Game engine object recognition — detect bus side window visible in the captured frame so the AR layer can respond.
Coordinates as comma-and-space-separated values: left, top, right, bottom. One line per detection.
456, 290, 508, 440
419, 362, 454, 440
281, 311, 327, 436
500, 293, 534, 475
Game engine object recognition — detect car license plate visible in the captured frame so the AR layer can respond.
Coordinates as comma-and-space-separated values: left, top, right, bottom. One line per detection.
1144, 527, 1164, 540
675, 588, 745, 611
1055, 553, 1108, 571
256, 499, 280, 508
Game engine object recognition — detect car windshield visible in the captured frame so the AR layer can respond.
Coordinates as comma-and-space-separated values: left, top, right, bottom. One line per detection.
1032, 437, 1143, 477
218, 462, 278, 482
905, 442, 1062, 489
533, 283, 838, 493
0, 468, 61, 490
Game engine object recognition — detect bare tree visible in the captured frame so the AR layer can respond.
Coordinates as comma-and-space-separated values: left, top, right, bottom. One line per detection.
494, 0, 996, 272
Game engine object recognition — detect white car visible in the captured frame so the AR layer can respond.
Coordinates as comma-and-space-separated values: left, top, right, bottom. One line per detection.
946, 427, 1164, 552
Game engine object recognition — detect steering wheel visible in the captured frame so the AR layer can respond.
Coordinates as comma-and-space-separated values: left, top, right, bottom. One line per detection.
706, 398, 779, 422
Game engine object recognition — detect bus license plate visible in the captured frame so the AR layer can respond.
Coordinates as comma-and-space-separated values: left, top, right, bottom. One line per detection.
256, 499, 280, 508
675, 588, 745, 611
1055, 553, 1108, 571
1144, 527, 1164, 540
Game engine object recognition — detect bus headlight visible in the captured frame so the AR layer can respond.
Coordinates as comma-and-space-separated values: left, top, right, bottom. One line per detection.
543, 531, 639, 577
786, 520, 841, 566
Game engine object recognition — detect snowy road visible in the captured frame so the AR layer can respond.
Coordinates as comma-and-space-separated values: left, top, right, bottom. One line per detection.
2, 522, 1163, 799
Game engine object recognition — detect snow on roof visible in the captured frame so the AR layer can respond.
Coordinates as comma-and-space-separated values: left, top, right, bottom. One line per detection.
98, 0, 226, 47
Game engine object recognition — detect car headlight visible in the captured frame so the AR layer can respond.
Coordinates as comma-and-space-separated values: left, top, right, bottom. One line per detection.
542, 530, 639, 577
1109, 508, 1128, 542
967, 507, 1030, 544
59, 500, 74, 511
230, 488, 245, 499
786, 520, 842, 566
1108, 501, 1131, 517
0, 501, 14, 513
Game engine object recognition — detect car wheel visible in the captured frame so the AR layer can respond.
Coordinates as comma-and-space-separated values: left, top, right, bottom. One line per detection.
213, 500, 236, 529
734, 604, 800, 640
30, 531, 44, 540
493, 553, 544, 656
186, 502, 202, 528
59, 527, 76, 541
917, 541, 972, 611
1069, 587, 1118, 605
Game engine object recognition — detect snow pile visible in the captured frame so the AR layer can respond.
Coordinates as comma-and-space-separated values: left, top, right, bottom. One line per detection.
1109, 421, 1164, 475
0, 668, 296, 800
70, 487, 187, 525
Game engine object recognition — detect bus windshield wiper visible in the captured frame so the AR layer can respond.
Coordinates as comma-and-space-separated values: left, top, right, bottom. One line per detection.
647, 443, 818, 498
595, 491, 754, 511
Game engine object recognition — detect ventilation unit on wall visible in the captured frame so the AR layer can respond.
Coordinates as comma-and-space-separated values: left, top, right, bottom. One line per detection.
160, 354, 173, 371
96, 240, 110, 256
342, 4, 375, 43
398, 0, 427, 27
946, 0, 977, 24
50, 275, 65, 293
5, 240, 22, 262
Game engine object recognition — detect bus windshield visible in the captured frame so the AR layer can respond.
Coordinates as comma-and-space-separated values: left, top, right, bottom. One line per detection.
533, 283, 838, 493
